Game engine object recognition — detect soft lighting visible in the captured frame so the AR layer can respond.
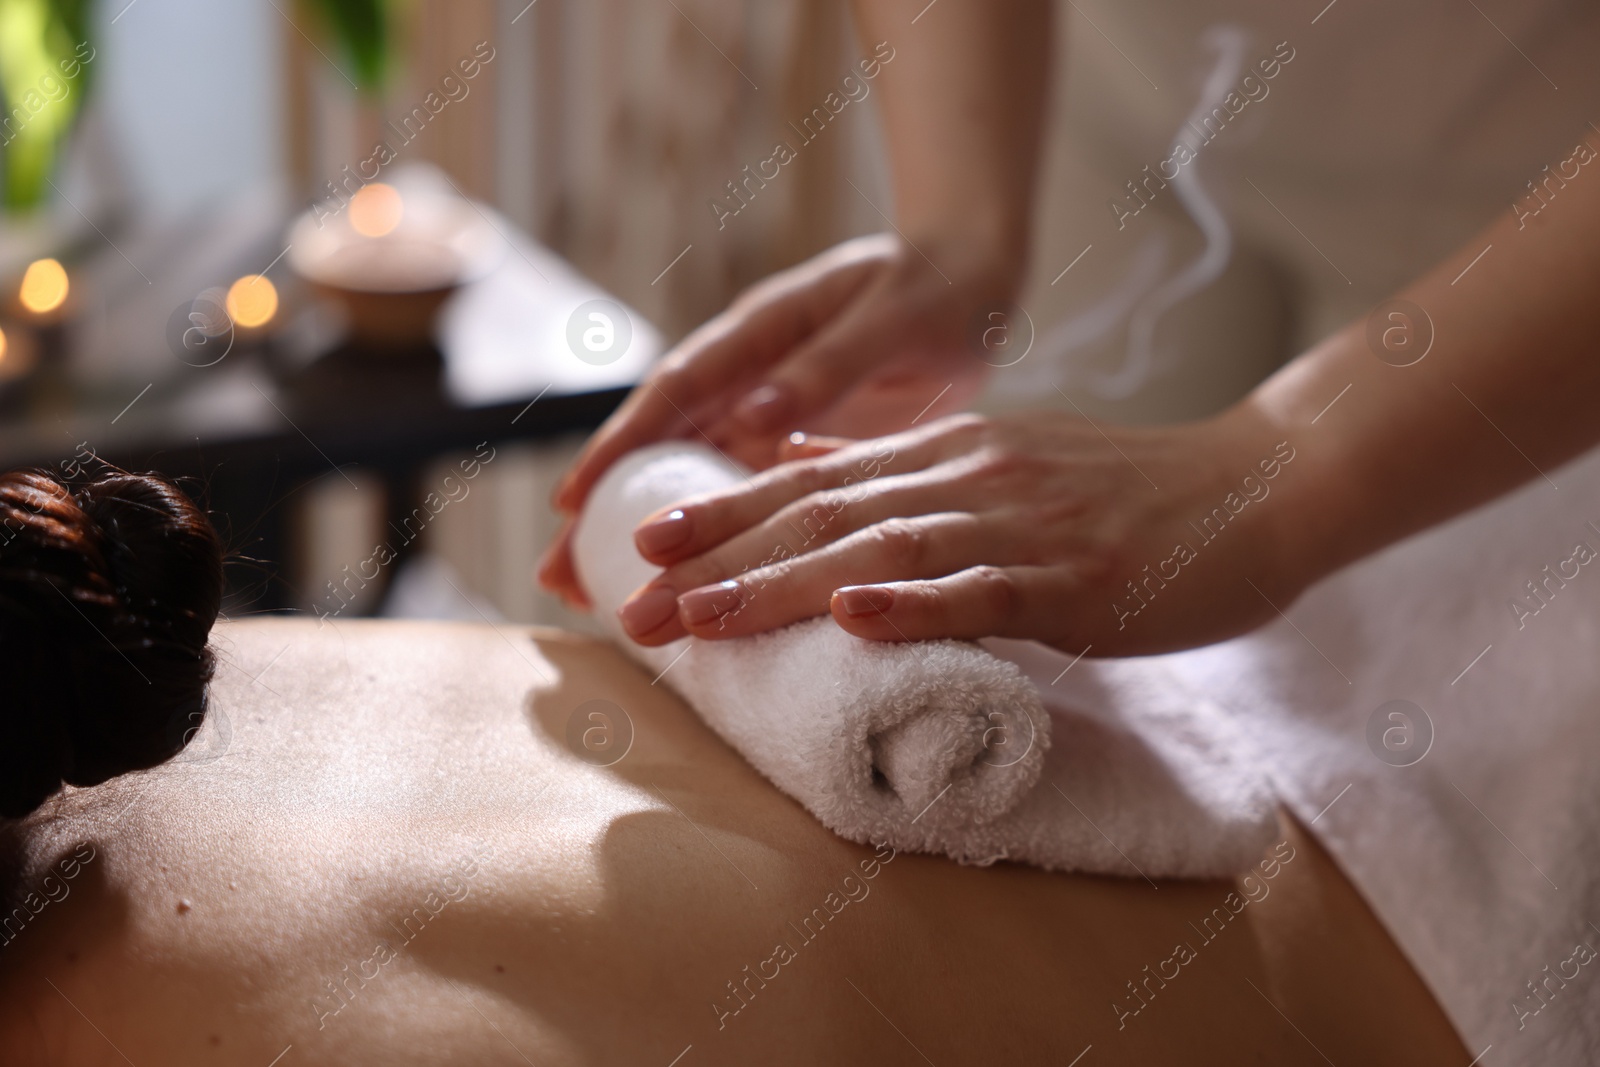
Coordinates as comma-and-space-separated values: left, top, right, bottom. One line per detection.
0, 326, 7, 365
225, 275, 279, 329
19, 258, 68, 314
349, 183, 404, 238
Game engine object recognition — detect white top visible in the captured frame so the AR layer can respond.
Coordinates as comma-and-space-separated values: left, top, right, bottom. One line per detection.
990, 0, 1600, 422
1061, 0, 1600, 338
1001, 2, 1600, 1060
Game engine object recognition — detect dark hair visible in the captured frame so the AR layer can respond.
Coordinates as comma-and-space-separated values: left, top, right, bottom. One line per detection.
0, 468, 223, 818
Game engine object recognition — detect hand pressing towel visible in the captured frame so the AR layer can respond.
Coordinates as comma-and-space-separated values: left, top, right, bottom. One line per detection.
572, 443, 1276, 877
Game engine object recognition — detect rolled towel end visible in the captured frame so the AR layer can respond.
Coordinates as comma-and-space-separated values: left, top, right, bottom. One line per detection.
573, 445, 1051, 854
835, 632, 1051, 833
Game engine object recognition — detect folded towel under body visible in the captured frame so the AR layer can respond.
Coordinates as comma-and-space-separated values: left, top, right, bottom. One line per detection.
573, 444, 1276, 877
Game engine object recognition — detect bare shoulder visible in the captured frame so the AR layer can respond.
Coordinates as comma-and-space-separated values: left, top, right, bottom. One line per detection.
0, 620, 610, 1061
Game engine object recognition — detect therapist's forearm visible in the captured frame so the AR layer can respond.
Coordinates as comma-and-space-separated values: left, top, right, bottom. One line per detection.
848, 0, 1052, 281
1240, 137, 1600, 592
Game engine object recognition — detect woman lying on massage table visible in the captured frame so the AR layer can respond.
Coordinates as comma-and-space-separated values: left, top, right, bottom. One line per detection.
0, 470, 1464, 1065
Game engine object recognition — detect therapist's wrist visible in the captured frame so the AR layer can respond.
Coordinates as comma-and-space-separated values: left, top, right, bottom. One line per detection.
902, 209, 1031, 299
1232, 328, 1421, 602
1202, 400, 1333, 607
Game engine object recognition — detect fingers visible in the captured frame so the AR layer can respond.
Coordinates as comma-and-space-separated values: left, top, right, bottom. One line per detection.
534, 521, 593, 610
554, 241, 892, 513
633, 435, 934, 566
633, 418, 982, 568
554, 376, 697, 515
718, 430, 787, 474
830, 565, 1079, 643
631, 470, 971, 617
625, 513, 1024, 644
777, 432, 856, 462
554, 319, 796, 513
728, 297, 901, 436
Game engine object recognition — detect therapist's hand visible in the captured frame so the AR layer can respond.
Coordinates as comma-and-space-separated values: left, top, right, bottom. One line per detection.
537, 232, 1019, 608
551, 232, 1017, 512
613, 409, 1307, 658
541, 0, 1053, 607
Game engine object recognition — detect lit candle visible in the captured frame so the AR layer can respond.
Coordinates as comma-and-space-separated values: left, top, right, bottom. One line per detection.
226, 274, 280, 330
0, 322, 40, 383
19, 258, 69, 316
349, 183, 404, 238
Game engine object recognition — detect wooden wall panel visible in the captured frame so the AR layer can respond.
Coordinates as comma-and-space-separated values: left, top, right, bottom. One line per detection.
279, 0, 884, 340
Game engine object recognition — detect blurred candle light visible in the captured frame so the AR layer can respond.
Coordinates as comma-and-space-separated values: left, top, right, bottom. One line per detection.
19, 258, 69, 315
349, 183, 404, 238
225, 274, 279, 329
0, 323, 38, 381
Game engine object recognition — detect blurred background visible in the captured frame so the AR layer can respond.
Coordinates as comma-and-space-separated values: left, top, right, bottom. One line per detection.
1, 0, 951, 635
0, 0, 1574, 630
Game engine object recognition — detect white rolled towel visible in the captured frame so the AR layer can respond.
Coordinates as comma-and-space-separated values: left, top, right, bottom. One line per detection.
573, 443, 1277, 877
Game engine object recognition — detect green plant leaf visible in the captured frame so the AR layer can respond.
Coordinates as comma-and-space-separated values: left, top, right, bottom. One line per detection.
302, 0, 397, 92
0, 0, 97, 212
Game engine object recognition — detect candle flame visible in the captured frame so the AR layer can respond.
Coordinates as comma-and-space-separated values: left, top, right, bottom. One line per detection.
226, 275, 279, 329
350, 183, 404, 238
19, 259, 69, 314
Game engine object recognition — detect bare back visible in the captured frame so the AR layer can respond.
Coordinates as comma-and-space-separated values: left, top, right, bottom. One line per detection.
0, 619, 1466, 1065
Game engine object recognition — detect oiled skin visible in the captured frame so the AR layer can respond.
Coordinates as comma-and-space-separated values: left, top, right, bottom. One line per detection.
0, 619, 1467, 1065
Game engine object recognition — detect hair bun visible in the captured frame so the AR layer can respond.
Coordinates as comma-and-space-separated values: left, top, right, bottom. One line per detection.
0, 468, 223, 818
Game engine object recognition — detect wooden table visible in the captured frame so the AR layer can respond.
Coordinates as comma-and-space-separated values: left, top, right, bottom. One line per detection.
0, 199, 657, 612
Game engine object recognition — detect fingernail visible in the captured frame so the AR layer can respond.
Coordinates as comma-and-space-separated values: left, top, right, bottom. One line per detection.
836, 586, 893, 617
635, 509, 692, 556
736, 384, 793, 431
679, 581, 745, 627
618, 586, 679, 637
